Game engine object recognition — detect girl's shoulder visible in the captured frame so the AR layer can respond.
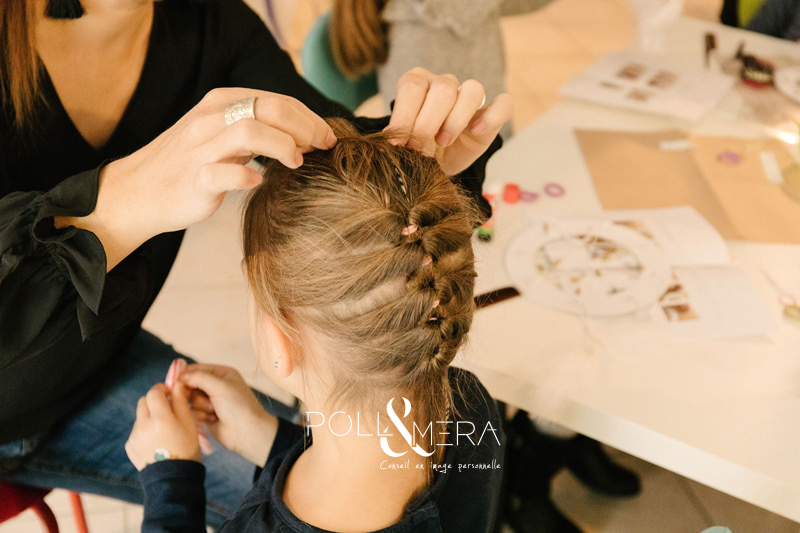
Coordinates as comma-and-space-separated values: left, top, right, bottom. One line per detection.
448, 367, 501, 426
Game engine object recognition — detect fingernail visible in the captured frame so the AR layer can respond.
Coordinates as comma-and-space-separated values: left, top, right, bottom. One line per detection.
437, 132, 452, 147
295, 149, 303, 167
326, 131, 337, 149
471, 121, 487, 135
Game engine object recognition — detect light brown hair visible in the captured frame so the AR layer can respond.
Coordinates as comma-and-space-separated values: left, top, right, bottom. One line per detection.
243, 118, 478, 466
330, 0, 389, 78
0, 0, 42, 129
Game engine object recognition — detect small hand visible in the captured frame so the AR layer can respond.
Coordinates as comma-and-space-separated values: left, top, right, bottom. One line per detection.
385, 68, 514, 175
179, 364, 277, 467
125, 383, 201, 471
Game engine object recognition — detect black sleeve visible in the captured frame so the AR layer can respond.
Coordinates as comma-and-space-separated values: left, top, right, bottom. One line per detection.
0, 166, 144, 366
220, 0, 502, 214
139, 460, 207, 533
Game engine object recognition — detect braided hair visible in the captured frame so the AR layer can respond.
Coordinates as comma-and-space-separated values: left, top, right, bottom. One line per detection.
243, 118, 479, 467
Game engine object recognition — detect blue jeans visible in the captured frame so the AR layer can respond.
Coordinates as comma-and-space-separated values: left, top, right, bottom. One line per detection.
0, 329, 294, 528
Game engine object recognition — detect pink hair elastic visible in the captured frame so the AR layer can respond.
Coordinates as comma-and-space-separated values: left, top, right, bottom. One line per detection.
428, 299, 441, 322
165, 359, 214, 455
421, 255, 432, 267
402, 224, 418, 236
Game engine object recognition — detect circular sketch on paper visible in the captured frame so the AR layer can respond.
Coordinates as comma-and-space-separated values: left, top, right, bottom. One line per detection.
774, 66, 800, 104
505, 220, 671, 316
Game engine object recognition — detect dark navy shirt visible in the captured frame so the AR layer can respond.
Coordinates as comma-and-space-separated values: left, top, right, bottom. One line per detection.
747, 0, 800, 41
139, 369, 505, 532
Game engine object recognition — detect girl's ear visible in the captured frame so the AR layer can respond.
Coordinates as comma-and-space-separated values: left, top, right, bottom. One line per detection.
263, 315, 295, 379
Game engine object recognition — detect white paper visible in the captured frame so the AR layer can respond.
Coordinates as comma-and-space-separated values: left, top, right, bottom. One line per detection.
559, 52, 735, 121
651, 267, 779, 338
528, 206, 731, 267
759, 151, 785, 185
632, 0, 683, 53
506, 219, 673, 316
597, 206, 730, 267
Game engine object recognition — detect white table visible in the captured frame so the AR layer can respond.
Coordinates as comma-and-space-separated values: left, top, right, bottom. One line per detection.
456, 17, 800, 523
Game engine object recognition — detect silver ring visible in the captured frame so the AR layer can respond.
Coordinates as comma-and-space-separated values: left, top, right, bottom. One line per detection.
224, 96, 257, 125
457, 84, 487, 108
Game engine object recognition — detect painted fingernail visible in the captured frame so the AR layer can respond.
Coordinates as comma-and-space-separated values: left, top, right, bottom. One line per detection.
437, 132, 452, 147
326, 131, 337, 148
471, 121, 487, 135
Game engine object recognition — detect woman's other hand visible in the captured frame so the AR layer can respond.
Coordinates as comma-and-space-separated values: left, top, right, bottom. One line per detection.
385, 68, 514, 176
179, 364, 278, 467
56, 88, 337, 271
125, 383, 201, 471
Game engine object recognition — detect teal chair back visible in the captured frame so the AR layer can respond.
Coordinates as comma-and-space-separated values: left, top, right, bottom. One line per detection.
301, 11, 379, 112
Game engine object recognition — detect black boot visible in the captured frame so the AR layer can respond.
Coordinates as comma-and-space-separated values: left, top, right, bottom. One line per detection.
564, 435, 640, 497
503, 412, 581, 533
518, 412, 641, 498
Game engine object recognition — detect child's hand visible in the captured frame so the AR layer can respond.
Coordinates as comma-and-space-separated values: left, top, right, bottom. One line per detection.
179, 364, 277, 467
125, 383, 201, 471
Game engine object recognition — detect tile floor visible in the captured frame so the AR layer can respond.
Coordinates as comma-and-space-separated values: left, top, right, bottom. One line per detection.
4, 0, 800, 532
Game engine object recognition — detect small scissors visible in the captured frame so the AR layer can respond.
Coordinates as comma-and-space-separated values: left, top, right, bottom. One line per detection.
762, 269, 800, 323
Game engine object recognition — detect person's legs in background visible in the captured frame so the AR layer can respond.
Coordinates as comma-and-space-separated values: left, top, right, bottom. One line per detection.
502, 409, 640, 533
0, 329, 294, 528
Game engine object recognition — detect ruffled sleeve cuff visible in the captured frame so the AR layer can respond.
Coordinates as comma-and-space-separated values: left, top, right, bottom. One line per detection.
32, 166, 106, 316
29, 164, 152, 340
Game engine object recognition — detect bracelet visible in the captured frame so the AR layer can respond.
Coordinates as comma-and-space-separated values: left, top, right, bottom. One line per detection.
154, 448, 172, 462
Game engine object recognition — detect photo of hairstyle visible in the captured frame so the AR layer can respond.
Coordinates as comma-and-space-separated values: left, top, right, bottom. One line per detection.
242, 118, 480, 468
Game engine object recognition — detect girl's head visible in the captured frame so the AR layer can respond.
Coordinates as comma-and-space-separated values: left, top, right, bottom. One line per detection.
242, 118, 478, 456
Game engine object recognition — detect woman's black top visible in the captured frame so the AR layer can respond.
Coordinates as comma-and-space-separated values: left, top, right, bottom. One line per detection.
0, 0, 497, 443
139, 368, 505, 533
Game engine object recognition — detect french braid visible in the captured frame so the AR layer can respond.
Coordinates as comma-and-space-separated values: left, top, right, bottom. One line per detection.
243, 118, 479, 466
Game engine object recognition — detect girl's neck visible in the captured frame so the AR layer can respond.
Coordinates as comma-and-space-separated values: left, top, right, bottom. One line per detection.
283, 406, 429, 532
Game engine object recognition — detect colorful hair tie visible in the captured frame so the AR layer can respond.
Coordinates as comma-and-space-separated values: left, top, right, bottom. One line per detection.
402, 224, 419, 236
421, 255, 432, 267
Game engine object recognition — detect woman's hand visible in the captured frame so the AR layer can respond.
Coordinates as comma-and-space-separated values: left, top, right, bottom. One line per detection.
385, 68, 514, 176
179, 364, 278, 467
125, 383, 201, 471
57, 88, 336, 271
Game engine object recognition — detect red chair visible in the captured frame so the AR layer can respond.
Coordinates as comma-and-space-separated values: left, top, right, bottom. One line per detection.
0, 481, 88, 533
